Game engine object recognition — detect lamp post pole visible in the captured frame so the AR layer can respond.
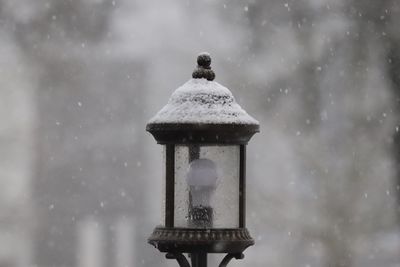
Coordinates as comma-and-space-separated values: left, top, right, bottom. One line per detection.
190, 253, 207, 267
188, 145, 207, 267
189, 145, 207, 267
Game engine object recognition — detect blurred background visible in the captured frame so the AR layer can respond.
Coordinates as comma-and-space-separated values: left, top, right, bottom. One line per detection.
0, 0, 400, 266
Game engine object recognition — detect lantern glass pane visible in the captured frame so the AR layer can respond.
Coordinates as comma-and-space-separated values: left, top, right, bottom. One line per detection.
174, 145, 240, 228
174, 145, 190, 227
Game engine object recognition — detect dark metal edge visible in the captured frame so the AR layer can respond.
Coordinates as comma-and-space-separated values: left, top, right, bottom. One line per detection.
239, 145, 246, 228
148, 227, 255, 253
165, 144, 175, 227
146, 123, 260, 144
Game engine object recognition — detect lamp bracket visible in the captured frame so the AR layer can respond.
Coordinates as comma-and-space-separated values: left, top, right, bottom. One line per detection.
166, 253, 191, 267
165, 252, 245, 267
218, 253, 244, 267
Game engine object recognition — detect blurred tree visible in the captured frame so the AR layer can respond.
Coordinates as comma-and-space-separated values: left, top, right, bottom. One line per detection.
241, 0, 399, 266
385, 0, 400, 222
0, 1, 152, 267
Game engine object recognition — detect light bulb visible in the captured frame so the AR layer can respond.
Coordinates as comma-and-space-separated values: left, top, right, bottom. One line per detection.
186, 158, 218, 228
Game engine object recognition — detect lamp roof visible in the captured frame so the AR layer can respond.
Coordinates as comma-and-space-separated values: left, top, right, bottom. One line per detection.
146, 53, 259, 144
148, 78, 259, 125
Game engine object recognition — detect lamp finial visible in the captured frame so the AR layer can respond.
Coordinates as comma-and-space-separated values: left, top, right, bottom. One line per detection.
192, 52, 215, 81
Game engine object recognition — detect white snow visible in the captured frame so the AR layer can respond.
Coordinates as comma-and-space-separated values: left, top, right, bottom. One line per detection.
148, 78, 259, 125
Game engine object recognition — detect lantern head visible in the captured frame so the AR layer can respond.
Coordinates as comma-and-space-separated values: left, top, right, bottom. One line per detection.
146, 53, 259, 255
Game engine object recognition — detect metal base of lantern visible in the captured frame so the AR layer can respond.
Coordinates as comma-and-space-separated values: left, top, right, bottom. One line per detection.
148, 227, 254, 253
149, 227, 254, 267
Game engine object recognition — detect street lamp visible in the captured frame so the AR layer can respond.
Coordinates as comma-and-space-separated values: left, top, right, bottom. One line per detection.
146, 53, 260, 267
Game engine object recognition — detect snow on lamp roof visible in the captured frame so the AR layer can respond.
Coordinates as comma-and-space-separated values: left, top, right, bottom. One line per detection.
148, 53, 259, 125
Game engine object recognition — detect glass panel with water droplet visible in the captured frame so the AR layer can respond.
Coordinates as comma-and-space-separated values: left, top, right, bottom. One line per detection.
174, 145, 240, 228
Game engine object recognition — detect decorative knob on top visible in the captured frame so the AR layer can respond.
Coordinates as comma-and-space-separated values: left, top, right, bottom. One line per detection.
192, 52, 215, 81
